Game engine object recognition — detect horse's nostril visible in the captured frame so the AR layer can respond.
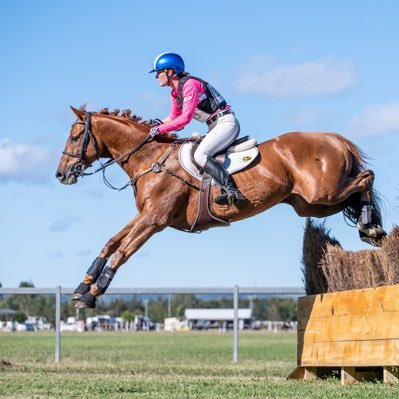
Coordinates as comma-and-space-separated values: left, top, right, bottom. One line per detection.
55, 170, 65, 181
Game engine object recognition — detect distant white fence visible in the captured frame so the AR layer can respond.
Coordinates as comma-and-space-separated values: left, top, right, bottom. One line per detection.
0, 286, 305, 364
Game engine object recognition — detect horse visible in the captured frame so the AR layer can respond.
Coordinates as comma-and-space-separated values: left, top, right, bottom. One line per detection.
56, 106, 387, 309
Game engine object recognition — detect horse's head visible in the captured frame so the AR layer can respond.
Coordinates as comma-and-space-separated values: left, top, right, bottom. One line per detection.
56, 107, 101, 185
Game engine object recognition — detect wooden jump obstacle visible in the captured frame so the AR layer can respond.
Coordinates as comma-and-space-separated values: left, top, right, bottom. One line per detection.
288, 284, 399, 385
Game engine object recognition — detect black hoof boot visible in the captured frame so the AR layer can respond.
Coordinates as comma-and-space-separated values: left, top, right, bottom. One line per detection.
75, 292, 97, 309
71, 282, 91, 301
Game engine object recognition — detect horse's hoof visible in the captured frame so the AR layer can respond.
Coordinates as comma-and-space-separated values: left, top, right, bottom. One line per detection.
74, 292, 97, 309
75, 300, 93, 309
359, 231, 384, 247
71, 283, 90, 301
71, 293, 82, 301
360, 235, 381, 247
357, 223, 387, 238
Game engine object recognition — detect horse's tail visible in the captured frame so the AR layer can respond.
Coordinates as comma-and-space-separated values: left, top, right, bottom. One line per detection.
334, 134, 384, 227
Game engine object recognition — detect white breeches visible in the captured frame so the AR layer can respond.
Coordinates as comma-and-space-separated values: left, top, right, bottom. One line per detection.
193, 113, 240, 168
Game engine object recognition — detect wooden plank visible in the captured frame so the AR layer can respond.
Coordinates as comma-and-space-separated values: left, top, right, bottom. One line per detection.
341, 367, 357, 385
298, 285, 399, 321
299, 339, 399, 367
287, 366, 317, 380
287, 366, 393, 383
376, 286, 399, 313
298, 312, 399, 342
383, 366, 399, 384
298, 294, 331, 320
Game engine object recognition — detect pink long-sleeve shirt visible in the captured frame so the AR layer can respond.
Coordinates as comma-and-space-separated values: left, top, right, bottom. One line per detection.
158, 78, 204, 134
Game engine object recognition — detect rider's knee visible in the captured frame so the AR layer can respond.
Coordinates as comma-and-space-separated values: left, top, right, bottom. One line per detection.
193, 151, 207, 168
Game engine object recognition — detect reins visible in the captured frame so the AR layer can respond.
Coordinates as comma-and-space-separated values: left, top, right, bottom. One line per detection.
82, 135, 152, 177
101, 140, 201, 192
64, 112, 201, 191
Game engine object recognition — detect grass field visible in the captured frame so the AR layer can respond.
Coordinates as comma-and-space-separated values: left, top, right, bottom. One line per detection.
1, 331, 399, 398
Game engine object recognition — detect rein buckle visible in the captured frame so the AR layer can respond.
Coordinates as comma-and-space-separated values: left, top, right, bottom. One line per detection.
151, 162, 162, 173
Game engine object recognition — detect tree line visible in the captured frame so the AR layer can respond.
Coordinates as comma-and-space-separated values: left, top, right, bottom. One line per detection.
0, 281, 298, 324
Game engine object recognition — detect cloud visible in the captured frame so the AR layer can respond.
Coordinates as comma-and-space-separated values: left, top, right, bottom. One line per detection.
46, 251, 65, 259
234, 56, 356, 98
347, 102, 399, 137
49, 214, 82, 232
83, 188, 105, 199
75, 249, 91, 256
0, 138, 53, 183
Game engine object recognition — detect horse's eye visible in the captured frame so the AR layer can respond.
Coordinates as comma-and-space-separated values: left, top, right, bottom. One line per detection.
71, 135, 80, 143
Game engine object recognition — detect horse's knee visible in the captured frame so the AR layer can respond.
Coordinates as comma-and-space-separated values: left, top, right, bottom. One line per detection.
101, 238, 121, 257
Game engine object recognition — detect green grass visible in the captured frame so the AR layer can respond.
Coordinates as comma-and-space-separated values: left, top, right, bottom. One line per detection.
1, 331, 399, 398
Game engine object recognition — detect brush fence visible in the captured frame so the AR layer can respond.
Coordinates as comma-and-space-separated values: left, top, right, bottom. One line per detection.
289, 285, 399, 385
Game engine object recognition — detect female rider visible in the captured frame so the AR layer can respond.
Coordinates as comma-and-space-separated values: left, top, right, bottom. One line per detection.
148, 52, 245, 206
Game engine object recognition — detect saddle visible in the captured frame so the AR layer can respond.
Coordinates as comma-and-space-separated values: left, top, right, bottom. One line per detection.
179, 134, 259, 233
179, 134, 259, 181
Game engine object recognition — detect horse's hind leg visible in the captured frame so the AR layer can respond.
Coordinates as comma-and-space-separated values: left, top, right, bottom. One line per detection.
71, 218, 136, 301
340, 172, 387, 245
324, 170, 375, 203
357, 199, 387, 246
326, 169, 386, 245
300, 169, 386, 245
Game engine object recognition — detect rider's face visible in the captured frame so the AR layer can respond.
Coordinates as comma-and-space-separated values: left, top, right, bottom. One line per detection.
156, 69, 170, 87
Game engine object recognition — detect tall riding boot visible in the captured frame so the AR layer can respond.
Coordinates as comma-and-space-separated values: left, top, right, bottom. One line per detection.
203, 156, 246, 206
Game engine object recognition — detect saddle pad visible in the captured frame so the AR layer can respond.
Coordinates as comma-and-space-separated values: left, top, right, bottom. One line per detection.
179, 141, 259, 182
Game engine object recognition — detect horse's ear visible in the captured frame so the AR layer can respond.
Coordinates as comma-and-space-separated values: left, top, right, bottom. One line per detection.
70, 106, 85, 120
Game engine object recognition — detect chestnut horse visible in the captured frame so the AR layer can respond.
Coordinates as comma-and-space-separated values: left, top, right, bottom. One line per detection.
56, 106, 386, 309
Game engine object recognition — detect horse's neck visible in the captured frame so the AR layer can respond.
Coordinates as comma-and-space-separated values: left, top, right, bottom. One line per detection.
95, 117, 168, 177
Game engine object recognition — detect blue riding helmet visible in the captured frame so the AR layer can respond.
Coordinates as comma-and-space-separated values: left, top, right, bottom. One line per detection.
149, 53, 185, 75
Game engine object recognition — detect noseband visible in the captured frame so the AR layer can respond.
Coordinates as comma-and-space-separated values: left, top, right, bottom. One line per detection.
62, 112, 99, 177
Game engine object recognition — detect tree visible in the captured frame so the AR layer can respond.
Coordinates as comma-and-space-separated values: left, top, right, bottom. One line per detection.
252, 298, 298, 321
172, 294, 200, 318
148, 297, 167, 322
12, 311, 27, 323
4, 280, 55, 323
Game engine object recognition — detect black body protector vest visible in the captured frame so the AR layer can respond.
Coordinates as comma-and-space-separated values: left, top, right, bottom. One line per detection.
174, 74, 227, 122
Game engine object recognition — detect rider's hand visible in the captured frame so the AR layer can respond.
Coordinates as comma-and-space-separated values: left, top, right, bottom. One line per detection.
149, 126, 160, 138
148, 118, 163, 127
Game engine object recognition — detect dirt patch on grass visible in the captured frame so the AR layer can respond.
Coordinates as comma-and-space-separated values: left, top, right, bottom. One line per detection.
0, 358, 12, 366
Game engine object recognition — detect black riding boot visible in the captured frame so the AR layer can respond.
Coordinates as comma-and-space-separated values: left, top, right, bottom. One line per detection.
203, 156, 246, 206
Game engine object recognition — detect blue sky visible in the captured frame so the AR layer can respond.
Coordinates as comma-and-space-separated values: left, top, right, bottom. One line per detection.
1, 1, 398, 289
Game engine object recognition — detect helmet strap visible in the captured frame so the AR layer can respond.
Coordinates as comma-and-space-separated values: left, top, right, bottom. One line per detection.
167, 69, 180, 86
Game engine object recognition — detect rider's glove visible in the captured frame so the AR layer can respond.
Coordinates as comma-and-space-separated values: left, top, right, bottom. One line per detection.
148, 118, 163, 127
149, 126, 160, 138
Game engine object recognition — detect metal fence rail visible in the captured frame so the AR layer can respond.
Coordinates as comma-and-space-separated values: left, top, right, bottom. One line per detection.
0, 286, 305, 364
0, 287, 305, 295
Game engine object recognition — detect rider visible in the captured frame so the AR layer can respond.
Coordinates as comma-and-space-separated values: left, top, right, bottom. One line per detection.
148, 52, 246, 206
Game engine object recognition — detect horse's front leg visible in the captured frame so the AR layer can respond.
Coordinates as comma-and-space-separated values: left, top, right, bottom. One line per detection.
71, 218, 137, 300
75, 212, 166, 308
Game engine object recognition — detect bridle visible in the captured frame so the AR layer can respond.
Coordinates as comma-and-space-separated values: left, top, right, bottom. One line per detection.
62, 112, 99, 178
62, 111, 154, 184
61, 111, 200, 191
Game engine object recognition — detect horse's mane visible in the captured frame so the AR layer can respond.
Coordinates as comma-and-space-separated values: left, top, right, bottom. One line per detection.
79, 105, 151, 127
78, 105, 179, 140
